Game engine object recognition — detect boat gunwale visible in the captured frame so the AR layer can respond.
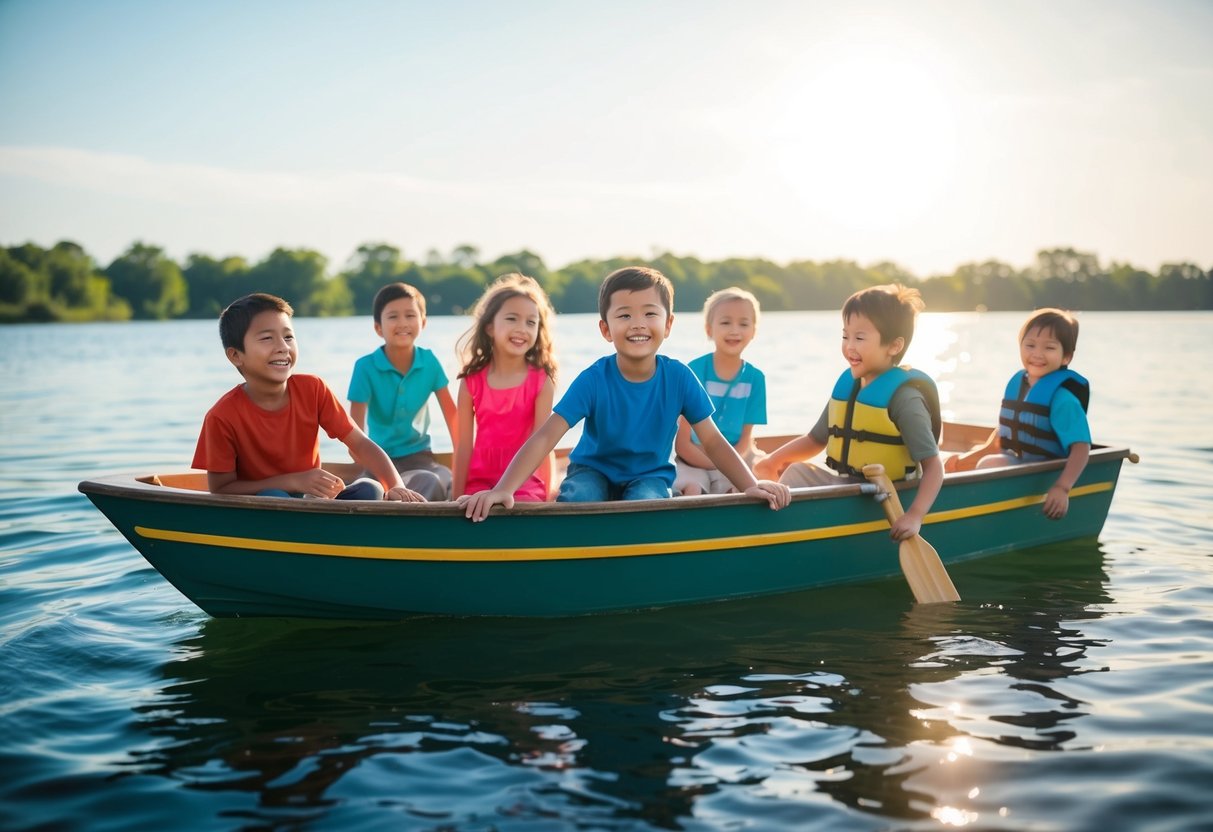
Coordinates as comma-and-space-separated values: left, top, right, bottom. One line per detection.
77, 442, 1134, 518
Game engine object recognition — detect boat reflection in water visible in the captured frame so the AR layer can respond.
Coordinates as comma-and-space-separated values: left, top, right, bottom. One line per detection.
124, 540, 1111, 828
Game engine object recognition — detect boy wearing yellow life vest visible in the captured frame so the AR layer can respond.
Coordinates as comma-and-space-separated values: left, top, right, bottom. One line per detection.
754, 284, 942, 542
944, 308, 1090, 520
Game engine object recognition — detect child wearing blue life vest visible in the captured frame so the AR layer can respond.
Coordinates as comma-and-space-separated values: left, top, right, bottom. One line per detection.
945, 308, 1091, 520
673, 287, 768, 496
754, 284, 942, 542
458, 266, 790, 521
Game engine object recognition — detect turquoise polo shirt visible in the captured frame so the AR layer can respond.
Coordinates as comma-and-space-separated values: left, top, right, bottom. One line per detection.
685, 353, 767, 446
347, 345, 449, 457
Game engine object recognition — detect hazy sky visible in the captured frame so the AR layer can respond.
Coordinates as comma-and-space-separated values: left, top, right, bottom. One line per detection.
2, 0, 1210, 276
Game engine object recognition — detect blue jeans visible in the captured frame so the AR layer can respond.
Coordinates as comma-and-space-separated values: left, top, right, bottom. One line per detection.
557, 463, 671, 502
257, 477, 385, 501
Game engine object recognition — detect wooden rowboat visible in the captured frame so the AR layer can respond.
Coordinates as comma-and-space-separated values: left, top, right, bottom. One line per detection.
78, 424, 1134, 619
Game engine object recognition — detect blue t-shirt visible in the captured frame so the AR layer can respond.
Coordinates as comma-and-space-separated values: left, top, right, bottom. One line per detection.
686, 353, 767, 446
554, 355, 714, 488
1049, 387, 1092, 453
347, 345, 449, 457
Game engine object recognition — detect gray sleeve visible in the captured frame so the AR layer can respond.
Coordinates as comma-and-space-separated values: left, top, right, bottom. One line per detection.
889, 385, 939, 461
808, 403, 830, 444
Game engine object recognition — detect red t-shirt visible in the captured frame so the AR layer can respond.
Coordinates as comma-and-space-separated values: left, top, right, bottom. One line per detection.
192, 374, 355, 482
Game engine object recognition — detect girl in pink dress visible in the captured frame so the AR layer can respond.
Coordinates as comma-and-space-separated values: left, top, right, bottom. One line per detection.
452, 273, 558, 501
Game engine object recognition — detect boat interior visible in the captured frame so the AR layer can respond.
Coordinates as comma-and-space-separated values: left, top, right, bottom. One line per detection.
140, 422, 1002, 493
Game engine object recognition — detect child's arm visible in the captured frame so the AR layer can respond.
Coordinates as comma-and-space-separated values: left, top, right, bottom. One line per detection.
534, 377, 556, 499
1043, 442, 1090, 520
451, 380, 474, 499
460, 413, 569, 521
349, 401, 368, 433
692, 417, 790, 510
889, 454, 942, 540
435, 385, 458, 452
343, 426, 424, 502
753, 433, 824, 481
944, 429, 999, 473
207, 468, 350, 498
674, 416, 714, 469
735, 424, 757, 459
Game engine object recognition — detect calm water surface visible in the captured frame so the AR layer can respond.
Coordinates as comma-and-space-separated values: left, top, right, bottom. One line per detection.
2, 311, 1211, 831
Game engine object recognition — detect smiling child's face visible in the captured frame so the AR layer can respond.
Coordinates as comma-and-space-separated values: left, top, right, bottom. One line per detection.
840, 312, 902, 385
599, 287, 673, 362
1019, 325, 1071, 385
227, 309, 296, 385
375, 296, 424, 349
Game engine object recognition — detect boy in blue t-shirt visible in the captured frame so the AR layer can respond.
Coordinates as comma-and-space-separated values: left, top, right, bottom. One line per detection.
348, 282, 458, 500
459, 267, 790, 520
674, 287, 767, 495
944, 308, 1091, 519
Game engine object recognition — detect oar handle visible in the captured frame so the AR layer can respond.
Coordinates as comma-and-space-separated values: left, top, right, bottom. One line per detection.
862, 462, 961, 604
861, 464, 903, 525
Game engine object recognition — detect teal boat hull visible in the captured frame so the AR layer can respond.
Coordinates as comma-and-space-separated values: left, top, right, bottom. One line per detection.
79, 446, 1131, 619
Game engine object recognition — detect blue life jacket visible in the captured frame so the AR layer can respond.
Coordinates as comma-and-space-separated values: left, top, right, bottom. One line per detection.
997, 368, 1090, 460
825, 366, 941, 480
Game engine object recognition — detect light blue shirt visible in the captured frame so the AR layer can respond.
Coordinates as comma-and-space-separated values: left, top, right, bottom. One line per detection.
1050, 387, 1092, 452
347, 346, 448, 457
554, 355, 713, 487
686, 353, 767, 446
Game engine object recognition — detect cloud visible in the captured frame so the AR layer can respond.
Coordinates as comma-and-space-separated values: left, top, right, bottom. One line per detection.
0, 145, 720, 212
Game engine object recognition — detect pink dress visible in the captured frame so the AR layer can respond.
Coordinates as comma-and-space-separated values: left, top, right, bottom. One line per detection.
465, 365, 549, 502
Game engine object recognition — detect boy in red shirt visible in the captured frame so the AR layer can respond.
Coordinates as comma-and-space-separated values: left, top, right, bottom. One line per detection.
192, 293, 423, 501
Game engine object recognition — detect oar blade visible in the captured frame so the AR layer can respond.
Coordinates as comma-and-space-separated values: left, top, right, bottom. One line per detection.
899, 537, 960, 604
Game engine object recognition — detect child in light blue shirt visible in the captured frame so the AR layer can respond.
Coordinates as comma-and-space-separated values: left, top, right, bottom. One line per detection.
674, 287, 768, 495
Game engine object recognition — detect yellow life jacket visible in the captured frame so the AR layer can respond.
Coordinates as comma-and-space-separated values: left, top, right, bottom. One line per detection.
825, 367, 941, 481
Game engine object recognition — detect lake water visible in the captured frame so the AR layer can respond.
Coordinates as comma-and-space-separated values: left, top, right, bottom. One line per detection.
2, 310, 1211, 831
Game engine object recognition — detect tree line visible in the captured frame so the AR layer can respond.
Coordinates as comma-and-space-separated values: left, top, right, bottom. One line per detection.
1, 239, 1209, 323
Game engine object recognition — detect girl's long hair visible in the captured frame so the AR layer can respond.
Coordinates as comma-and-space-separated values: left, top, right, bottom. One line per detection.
456, 273, 558, 381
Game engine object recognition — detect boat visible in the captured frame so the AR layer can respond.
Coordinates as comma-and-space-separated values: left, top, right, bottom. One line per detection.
77, 423, 1135, 619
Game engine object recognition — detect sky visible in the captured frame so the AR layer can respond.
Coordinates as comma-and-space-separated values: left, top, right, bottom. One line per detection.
1, 0, 1211, 277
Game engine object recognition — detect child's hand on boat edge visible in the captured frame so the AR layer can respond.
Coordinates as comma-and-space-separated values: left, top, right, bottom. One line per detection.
455, 480, 791, 522
746, 480, 791, 510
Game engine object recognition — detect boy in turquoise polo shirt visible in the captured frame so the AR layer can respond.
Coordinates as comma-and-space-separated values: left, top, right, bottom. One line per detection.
348, 282, 458, 500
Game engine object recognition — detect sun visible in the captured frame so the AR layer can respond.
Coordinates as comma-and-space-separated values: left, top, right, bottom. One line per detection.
769, 47, 959, 231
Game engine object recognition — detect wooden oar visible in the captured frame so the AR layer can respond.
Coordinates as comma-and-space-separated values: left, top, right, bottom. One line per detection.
863, 464, 960, 604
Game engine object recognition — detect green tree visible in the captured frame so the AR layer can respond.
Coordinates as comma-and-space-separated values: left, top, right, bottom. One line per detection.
342, 243, 411, 315
0, 247, 42, 307
746, 273, 789, 312
183, 254, 251, 319
553, 266, 601, 314
488, 249, 551, 286
450, 243, 481, 270
310, 275, 354, 317
429, 270, 486, 315
247, 248, 329, 315
1158, 262, 1211, 309
1105, 263, 1154, 310
1032, 247, 1102, 283
105, 242, 188, 319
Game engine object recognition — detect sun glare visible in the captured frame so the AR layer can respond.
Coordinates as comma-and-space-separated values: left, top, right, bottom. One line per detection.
771, 47, 959, 231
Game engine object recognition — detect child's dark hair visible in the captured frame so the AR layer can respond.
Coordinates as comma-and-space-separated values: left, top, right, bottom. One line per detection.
597, 267, 674, 321
1020, 308, 1079, 359
457, 273, 558, 381
372, 282, 427, 323
842, 284, 924, 364
219, 293, 293, 351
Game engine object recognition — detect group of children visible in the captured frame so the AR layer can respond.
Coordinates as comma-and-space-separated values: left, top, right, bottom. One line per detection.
193, 266, 1092, 533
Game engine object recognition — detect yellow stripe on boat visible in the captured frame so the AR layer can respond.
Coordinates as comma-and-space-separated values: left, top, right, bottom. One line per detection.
132, 480, 1114, 563
923, 480, 1111, 525
134, 517, 892, 561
